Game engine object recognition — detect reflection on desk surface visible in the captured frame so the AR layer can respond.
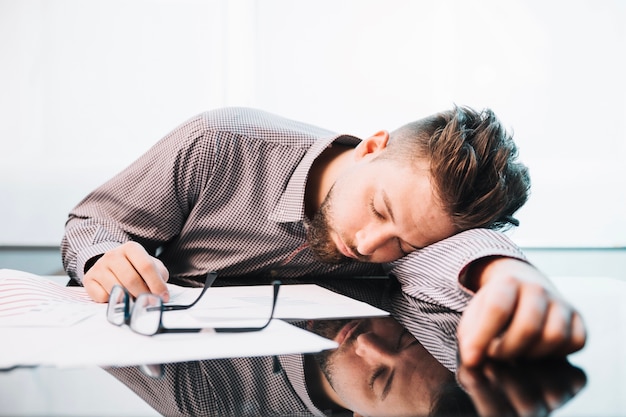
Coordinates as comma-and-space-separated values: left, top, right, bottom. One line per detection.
1, 275, 624, 416
107, 316, 586, 417
108, 316, 456, 416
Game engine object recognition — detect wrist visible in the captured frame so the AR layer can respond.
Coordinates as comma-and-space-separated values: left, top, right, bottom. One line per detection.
460, 256, 507, 292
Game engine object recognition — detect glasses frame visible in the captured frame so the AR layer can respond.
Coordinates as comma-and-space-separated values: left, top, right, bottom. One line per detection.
106, 271, 281, 336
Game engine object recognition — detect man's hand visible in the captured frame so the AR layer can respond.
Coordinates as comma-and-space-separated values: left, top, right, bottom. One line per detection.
457, 257, 586, 367
83, 241, 170, 303
457, 358, 587, 416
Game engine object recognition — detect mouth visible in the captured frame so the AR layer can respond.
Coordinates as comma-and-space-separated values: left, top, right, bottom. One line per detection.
335, 234, 357, 259
335, 319, 361, 346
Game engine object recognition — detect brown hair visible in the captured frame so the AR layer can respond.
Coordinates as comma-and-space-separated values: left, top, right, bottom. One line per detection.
384, 105, 530, 231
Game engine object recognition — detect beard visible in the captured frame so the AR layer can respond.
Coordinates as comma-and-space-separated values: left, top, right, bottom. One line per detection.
304, 187, 349, 264
308, 318, 370, 390
309, 319, 352, 388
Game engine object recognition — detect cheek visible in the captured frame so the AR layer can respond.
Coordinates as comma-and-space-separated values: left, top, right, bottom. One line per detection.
328, 176, 370, 236
325, 185, 352, 230
327, 356, 369, 406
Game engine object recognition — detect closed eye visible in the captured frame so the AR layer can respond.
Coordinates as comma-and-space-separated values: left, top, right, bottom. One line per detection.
369, 365, 394, 400
369, 198, 385, 220
370, 366, 394, 401
369, 366, 385, 391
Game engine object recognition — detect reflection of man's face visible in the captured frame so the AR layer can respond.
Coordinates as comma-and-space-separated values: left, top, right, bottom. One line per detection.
310, 317, 454, 417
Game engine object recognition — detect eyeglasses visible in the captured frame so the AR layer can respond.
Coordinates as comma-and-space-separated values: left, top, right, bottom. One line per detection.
106, 272, 281, 336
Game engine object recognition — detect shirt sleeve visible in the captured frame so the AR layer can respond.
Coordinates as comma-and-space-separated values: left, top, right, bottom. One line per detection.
389, 228, 528, 313
61, 113, 216, 283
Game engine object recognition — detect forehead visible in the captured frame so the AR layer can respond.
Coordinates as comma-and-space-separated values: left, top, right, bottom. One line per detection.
372, 159, 455, 245
372, 157, 430, 201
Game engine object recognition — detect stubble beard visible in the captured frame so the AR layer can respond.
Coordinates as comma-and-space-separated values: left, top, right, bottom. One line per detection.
304, 189, 348, 264
308, 318, 370, 391
308, 318, 355, 389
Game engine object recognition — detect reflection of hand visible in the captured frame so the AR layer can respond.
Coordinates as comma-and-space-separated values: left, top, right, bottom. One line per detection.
83, 241, 170, 303
457, 358, 587, 417
458, 257, 586, 366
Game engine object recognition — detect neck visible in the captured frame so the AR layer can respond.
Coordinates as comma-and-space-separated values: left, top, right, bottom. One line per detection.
304, 144, 353, 217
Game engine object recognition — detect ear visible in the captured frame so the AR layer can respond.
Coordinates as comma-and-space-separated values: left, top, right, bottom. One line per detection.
354, 130, 389, 160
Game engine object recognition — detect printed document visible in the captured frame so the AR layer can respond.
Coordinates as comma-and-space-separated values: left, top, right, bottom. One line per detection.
0, 269, 388, 369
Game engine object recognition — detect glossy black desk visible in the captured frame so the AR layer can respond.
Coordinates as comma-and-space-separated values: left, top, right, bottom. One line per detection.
550, 276, 625, 416
105, 276, 626, 416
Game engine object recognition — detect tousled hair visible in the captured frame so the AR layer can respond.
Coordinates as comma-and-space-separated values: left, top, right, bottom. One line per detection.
383, 105, 530, 231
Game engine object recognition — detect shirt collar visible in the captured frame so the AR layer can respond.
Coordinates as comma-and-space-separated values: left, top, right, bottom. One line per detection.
269, 134, 362, 223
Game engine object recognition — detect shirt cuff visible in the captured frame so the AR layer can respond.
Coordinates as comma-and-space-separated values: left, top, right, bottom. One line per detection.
390, 229, 527, 310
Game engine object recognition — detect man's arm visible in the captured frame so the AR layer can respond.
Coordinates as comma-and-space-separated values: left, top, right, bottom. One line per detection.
61, 113, 215, 302
390, 229, 586, 365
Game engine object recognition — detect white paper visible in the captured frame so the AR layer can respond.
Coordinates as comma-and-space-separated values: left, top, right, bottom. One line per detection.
0, 314, 337, 369
0, 269, 99, 327
0, 269, 389, 369
167, 282, 389, 321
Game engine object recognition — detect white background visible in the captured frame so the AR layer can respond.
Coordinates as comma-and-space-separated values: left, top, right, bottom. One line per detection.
1, 0, 625, 247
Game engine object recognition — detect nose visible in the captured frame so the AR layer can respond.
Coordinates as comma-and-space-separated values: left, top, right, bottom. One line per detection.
355, 226, 393, 256
354, 333, 395, 365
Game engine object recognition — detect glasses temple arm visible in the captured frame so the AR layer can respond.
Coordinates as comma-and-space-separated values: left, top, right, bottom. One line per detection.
154, 280, 281, 335
186, 271, 218, 308
164, 271, 218, 311
215, 280, 281, 333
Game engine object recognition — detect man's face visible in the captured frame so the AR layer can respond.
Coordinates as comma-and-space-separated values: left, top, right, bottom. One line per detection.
306, 152, 457, 264
310, 317, 454, 417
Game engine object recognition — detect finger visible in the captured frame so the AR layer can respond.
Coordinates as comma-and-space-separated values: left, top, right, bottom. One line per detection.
567, 313, 587, 353
458, 278, 520, 366
524, 302, 572, 358
487, 283, 549, 360
83, 258, 127, 302
124, 243, 170, 301
155, 259, 170, 283
84, 243, 152, 300
109, 261, 151, 297
83, 275, 110, 303
527, 306, 587, 359
99, 244, 151, 297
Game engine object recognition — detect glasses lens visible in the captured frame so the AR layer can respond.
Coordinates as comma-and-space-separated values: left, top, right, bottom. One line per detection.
107, 285, 128, 326
131, 294, 163, 336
